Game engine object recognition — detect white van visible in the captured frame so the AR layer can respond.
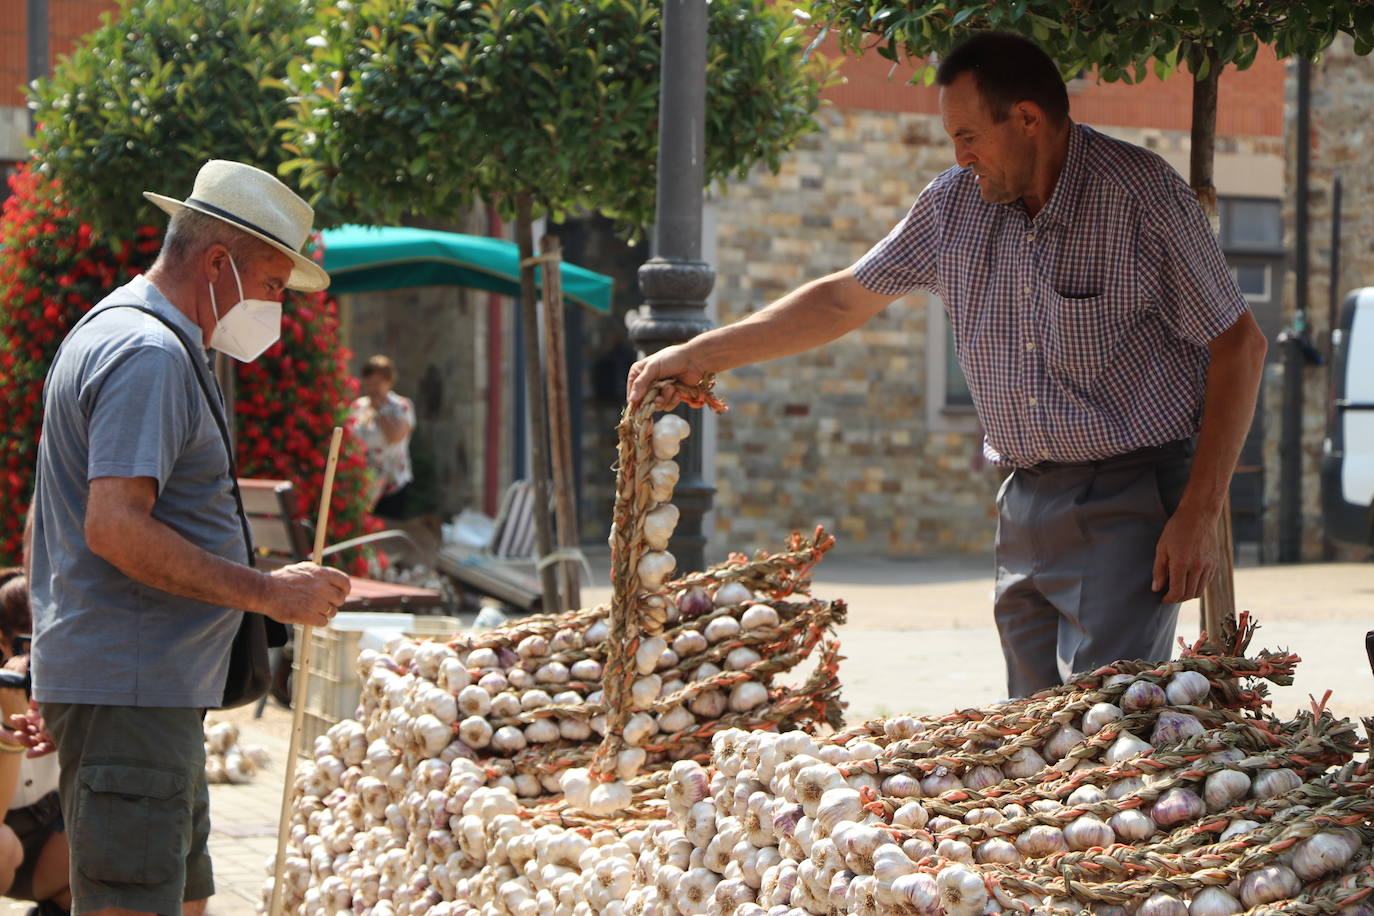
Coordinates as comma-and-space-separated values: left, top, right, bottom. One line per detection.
1322, 287, 1374, 546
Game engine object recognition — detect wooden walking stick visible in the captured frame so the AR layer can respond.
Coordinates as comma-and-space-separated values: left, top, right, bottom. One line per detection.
268, 426, 343, 916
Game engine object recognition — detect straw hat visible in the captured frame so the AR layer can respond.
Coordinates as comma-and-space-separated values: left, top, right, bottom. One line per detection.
144, 159, 330, 292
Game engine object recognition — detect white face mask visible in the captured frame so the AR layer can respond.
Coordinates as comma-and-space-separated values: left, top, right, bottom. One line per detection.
207, 254, 282, 362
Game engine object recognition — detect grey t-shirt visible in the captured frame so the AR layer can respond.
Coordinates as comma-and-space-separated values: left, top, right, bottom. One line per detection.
30, 275, 248, 708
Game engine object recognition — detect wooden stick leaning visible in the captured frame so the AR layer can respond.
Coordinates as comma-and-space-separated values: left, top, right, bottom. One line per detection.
268, 425, 344, 916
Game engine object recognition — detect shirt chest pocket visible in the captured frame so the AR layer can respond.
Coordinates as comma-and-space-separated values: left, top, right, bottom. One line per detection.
1044, 290, 1140, 395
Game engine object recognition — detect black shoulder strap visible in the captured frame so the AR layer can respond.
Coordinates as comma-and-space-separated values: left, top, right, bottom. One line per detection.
94, 305, 257, 568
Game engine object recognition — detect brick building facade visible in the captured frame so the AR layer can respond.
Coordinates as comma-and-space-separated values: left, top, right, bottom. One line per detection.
6, 5, 1326, 564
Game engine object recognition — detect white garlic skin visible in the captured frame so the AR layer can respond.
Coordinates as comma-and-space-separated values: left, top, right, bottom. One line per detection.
1292, 829, 1361, 880
1063, 815, 1114, 851
1166, 669, 1211, 706
712, 581, 752, 607
642, 503, 680, 551
1203, 768, 1252, 811
650, 413, 690, 460
1189, 886, 1243, 915
1104, 731, 1153, 764
936, 864, 987, 916
740, 604, 780, 629
1081, 702, 1123, 736
637, 551, 676, 592
1108, 808, 1156, 843
704, 615, 742, 644
647, 460, 679, 503
729, 681, 768, 713
1137, 892, 1188, 916
1151, 787, 1205, 828
1240, 864, 1301, 908
1014, 825, 1068, 858
1250, 767, 1302, 800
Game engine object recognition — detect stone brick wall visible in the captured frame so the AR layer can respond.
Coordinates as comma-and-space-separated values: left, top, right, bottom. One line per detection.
708, 108, 1001, 558
1267, 37, 1374, 560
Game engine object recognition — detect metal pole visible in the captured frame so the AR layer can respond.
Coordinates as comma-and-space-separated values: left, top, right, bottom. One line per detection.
629, 0, 715, 575
1278, 58, 1311, 563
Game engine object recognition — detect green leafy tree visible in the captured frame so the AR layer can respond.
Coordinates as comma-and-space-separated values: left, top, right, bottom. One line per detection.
1, 0, 377, 568
804, 0, 1374, 207
278, 0, 838, 234
278, 0, 838, 605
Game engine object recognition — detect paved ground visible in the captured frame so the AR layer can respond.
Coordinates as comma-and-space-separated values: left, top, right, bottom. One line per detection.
6, 551, 1369, 914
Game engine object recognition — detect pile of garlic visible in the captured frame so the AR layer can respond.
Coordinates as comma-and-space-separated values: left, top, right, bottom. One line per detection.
203, 719, 271, 785
269, 644, 1374, 915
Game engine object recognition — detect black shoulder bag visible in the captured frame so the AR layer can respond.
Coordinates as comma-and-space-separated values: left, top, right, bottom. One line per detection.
100, 305, 288, 708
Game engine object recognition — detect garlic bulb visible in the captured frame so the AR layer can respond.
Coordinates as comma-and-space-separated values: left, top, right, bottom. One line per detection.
1044, 724, 1086, 761
1104, 732, 1153, 764
1014, 825, 1068, 858
637, 551, 676, 591
623, 712, 658, 746
936, 864, 987, 916
1108, 808, 1155, 843
1203, 769, 1251, 811
458, 716, 492, 749
632, 675, 662, 710
1188, 886, 1242, 915
974, 838, 1021, 865
1082, 702, 1123, 736
635, 637, 667, 675
658, 705, 695, 735
650, 414, 690, 460
1239, 864, 1300, 908
919, 767, 962, 796
704, 615, 742, 644
880, 773, 922, 798
1165, 670, 1210, 706
1120, 679, 1167, 712
740, 604, 780, 630
587, 780, 634, 817
457, 685, 492, 718
1220, 818, 1260, 841
1136, 892, 1188, 916
672, 629, 708, 657
1150, 710, 1205, 746
1250, 768, 1301, 800
890, 873, 941, 913
1151, 787, 1204, 828
648, 460, 680, 503
963, 764, 1003, 790
814, 787, 863, 837
1067, 784, 1104, 806
1064, 815, 1114, 851
617, 748, 647, 781
413, 714, 451, 756
729, 681, 768, 713
689, 690, 727, 719
712, 582, 752, 607
569, 659, 602, 682
725, 647, 762, 671
1292, 830, 1360, 881
1002, 747, 1048, 779
642, 503, 680, 552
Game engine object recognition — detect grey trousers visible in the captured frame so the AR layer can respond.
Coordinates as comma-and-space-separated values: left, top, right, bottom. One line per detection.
994, 440, 1194, 698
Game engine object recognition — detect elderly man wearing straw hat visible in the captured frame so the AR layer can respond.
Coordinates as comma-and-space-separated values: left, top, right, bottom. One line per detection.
24, 160, 351, 916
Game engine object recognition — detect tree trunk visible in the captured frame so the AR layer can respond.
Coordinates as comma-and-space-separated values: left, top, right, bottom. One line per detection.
516, 192, 561, 612
539, 234, 581, 609
1188, 46, 1237, 645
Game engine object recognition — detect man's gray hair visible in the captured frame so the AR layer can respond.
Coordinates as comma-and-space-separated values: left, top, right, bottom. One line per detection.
158, 207, 273, 268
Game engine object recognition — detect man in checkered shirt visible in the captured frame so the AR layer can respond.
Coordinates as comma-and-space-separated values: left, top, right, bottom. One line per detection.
628, 31, 1267, 698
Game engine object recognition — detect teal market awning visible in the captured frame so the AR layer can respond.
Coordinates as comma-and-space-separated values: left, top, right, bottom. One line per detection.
319, 225, 613, 313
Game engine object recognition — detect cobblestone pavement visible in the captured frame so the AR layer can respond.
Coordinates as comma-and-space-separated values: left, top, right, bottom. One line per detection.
3, 552, 1369, 914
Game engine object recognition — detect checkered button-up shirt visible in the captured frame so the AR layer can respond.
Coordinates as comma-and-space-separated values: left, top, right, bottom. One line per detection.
853, 123, 1249, 468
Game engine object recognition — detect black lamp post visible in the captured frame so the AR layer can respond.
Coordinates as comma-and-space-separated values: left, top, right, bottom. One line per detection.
629, 0, 715, 575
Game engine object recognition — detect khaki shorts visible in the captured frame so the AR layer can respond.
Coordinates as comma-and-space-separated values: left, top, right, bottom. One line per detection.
41, 702, 213, 915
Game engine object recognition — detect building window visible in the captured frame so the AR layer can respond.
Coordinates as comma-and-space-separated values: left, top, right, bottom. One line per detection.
1230, 260, 1271, 302
1218, 196, 1283, 339
943, 318, 973, 408
927, 299, 979, 433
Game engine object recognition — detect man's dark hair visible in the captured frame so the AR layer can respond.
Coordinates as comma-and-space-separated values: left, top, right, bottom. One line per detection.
936, 32, 1070, 125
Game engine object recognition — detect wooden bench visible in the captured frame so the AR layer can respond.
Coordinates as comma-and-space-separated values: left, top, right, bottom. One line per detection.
238, 478, 444, 613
